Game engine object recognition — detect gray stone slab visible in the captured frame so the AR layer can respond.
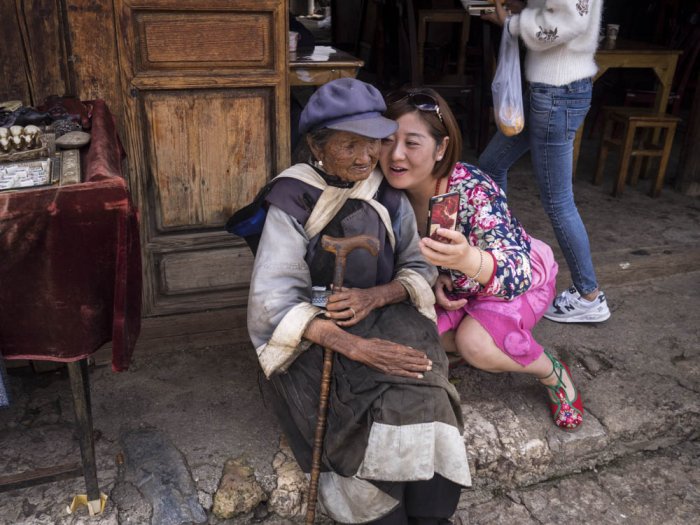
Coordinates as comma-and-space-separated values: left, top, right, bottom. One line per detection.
459, 442, 700, 525
110, 481, 151, 524
455, 497, 536, 525
119, 427, 207, 525
596, 444, 700, 525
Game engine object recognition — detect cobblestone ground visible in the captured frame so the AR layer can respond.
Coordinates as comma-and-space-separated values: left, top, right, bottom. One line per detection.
1, 149, 699, 524
456, 441, 700, 525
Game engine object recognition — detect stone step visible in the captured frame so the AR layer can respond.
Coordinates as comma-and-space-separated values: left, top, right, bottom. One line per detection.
455, 441, 700, 525
455, 269, 700, 495
458, 368, 699, 492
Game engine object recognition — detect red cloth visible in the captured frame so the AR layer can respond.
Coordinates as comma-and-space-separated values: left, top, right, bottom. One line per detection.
0, 100, 141, 371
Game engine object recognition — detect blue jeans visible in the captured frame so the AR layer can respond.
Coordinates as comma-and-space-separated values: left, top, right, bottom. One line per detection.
478, 78, 598, 295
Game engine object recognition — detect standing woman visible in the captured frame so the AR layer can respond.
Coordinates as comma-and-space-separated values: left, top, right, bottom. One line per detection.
479, 0, 611, 324
380, 88, 583, 431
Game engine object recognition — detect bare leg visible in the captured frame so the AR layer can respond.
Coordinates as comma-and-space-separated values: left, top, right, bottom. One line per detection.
439, 330, 458, 355
440, 331, 467, 368
455, 317, 576, 399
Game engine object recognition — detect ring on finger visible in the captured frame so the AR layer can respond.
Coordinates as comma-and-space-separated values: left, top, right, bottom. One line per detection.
348, 307, 356, 319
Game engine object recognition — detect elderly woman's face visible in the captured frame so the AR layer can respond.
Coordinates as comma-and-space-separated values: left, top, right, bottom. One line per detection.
309, 131, 381, 182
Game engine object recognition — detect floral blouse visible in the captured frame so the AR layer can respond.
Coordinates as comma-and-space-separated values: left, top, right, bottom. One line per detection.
447, 162, 532, 300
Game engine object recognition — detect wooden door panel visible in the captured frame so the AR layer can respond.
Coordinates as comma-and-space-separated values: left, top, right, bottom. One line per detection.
116, 0, 289, 315
143, 89, 271, 231
159, 247, 254, 294
135, 12, 273, 71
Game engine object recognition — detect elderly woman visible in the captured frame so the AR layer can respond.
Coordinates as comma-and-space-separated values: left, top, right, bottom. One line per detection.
247, 79, 470, 524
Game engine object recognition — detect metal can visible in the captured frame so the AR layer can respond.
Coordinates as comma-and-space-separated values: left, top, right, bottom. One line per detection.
311, 286, 331, 308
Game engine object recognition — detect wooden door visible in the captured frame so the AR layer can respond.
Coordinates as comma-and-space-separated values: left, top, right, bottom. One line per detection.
114, 0, 290, 316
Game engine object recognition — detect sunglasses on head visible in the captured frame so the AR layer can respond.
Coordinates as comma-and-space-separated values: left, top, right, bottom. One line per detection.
389, 91, 444, 124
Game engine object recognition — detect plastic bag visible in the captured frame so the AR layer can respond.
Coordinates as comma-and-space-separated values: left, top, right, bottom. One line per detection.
492, 24, 524, 137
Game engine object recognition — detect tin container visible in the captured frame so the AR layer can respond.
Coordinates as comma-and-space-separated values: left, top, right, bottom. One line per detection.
311, 286, 331, 308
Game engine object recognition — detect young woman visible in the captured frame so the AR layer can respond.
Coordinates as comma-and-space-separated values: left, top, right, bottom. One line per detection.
379, 87, 583, 431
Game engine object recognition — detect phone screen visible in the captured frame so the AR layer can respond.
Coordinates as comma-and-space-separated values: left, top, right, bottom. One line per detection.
427, 191, 460, 241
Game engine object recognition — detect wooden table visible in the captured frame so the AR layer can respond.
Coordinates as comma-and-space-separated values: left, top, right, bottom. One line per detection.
574, 39, 681, 175
0, 101, 141, 506
289, 45, 364, 86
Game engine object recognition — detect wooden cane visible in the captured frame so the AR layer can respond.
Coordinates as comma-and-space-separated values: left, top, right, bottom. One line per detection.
305, 234, 380, 525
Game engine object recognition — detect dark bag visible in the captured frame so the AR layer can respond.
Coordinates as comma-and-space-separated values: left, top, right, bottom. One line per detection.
224, 180, 278, 254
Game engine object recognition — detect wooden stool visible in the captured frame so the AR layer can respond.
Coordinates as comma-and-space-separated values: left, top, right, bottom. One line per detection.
415, 9, 476, 146
416, 9, 470, 83
594, 107, 680, 197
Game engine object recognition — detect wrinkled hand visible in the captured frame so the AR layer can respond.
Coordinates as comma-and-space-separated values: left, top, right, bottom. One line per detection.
324, 286, 378, 327
352, 338, 432, 379
419, 227, 477, 274
434, 273, 468, 311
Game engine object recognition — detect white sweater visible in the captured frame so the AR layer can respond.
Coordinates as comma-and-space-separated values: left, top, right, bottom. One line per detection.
508, 0, 603, 86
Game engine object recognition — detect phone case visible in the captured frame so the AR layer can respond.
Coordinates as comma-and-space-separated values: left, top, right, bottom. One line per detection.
427, 191, 460, 241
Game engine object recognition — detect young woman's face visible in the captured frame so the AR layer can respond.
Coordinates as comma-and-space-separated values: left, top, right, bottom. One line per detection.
309, 131, 381, 182
379, 112, 447, 193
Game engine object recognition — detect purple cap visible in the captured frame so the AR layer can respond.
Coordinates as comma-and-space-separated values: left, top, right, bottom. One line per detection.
298, 78, 398, 139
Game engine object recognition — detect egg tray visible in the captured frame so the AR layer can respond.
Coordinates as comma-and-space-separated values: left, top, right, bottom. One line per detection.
0, 143, 49, 163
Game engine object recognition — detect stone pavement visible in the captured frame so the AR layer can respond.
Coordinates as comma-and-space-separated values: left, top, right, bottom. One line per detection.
1, 149, 699, 524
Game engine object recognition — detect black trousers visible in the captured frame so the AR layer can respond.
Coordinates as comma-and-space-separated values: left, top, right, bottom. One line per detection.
364, 474, 462, 525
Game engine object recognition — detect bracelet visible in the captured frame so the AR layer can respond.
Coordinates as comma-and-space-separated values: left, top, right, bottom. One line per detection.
467, 249, 484, 281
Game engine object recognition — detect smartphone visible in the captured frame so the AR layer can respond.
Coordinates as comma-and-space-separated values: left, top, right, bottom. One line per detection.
427, 191, 460, 242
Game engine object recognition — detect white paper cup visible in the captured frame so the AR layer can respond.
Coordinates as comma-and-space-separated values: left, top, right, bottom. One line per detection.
606, 24, 620, 40
289, 31, 300, 52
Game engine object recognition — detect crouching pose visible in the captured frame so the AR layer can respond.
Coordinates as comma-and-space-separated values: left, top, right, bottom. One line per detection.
380, 88, 584, 431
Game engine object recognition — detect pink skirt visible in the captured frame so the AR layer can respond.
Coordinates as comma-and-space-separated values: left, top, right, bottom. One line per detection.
436, 238, 558, 367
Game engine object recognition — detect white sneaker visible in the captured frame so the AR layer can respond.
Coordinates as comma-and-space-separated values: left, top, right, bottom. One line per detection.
544, 286, 611, 323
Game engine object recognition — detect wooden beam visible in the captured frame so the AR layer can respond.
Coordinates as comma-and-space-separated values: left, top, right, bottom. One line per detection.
0, 463, 83, 493
63, 0, 124, 129
0, 3, 31, 103
94, 307, 251, 359
16, 0, 68, 104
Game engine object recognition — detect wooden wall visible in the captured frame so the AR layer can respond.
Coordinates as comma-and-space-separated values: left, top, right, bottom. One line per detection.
0, 0, 123, 130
